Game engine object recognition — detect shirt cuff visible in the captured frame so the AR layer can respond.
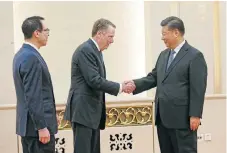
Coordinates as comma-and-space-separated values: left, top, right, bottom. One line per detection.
118, 83, 122, 94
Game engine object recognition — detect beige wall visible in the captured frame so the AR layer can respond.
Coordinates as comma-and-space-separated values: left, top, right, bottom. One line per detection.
0, 2, 16, 105
0, 109, 17, 153
219, 1, 226, 94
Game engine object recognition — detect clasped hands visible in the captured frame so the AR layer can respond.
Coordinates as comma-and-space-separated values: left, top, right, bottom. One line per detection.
122, 80, 136, 94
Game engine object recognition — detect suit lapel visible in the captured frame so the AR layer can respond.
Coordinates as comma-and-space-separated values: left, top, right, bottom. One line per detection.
87, 39, 103, 63
162, 41, 190, 82
103, 60, 106, 78
160, 50, 170, 82
99, 52, 106, 78
87, 39, 106, 78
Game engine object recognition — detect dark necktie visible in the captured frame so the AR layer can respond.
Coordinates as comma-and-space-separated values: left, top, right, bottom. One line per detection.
166, 50, 176, 70
100, 52, 104, 63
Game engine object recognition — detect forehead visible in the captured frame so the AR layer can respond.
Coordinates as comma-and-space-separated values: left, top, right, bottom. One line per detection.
40, 20, 48, 29
162, 26, 170, 32
105, 25, 115, 34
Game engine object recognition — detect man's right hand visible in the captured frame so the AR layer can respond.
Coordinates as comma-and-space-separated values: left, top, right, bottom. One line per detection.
122, 80, 136, 94
38, 127, 50, 144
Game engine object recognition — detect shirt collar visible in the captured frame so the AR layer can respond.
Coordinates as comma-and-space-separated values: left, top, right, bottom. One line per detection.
24, 42, 39, 51
172, 39, 185, 54
90, 38, 100, 51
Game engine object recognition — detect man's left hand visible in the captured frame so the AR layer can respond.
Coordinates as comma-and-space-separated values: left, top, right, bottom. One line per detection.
190, 116, 200, 131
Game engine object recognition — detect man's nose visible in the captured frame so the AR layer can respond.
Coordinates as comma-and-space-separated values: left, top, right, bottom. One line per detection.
161, 36, 164, 40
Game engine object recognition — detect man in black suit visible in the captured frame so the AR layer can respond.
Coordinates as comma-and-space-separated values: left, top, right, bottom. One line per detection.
64, 18, 135, 153
13, 16, 58, 153
125, 16, 207, 153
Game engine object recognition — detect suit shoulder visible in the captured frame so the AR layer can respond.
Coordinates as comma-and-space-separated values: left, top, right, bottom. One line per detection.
82, 41, 94, 53
158, 48, 169, 57
188, 45, 204, 58
77, 41, 95, 57
18, 50, 40, 67
15, 48, 36, 61
72, 42, 94, 63
74, 41, 94, 55
13, 50, 41, 75
161, 48, 169, 54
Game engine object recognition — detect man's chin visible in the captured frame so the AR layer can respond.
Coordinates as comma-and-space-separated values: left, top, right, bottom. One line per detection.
164, 44, 169, 48
105, 45, 110, 49
42, 42, 47, 46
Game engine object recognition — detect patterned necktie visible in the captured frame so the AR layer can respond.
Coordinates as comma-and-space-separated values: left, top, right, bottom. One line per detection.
166, 50, 176, 70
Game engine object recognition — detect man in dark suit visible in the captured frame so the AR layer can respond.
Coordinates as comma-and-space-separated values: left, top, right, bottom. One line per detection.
64, 18, 134, 153
13, 16, 58, 153
125, 16, 207, 153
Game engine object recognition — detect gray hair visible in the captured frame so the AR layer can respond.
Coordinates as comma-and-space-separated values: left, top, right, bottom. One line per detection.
92, 18, 116, 37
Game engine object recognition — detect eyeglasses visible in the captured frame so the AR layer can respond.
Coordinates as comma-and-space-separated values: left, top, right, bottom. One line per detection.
43, 28, 50, 32
37, 28, 50, 33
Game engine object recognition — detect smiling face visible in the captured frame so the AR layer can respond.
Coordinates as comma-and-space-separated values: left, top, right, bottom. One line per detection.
161, 25, 181, 49
160, 16, 185, 49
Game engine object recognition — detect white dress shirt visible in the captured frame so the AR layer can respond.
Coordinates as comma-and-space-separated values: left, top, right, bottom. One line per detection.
24, 42, 39, 51
172, 39, 185, 58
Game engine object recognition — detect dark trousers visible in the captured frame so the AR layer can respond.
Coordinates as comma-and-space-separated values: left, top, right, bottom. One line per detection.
156, 105, 197, 153
21, 135, 55, 153
72, 122, 100, 153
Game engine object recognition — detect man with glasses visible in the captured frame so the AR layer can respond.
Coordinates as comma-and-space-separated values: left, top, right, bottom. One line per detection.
13, 16, 57, 153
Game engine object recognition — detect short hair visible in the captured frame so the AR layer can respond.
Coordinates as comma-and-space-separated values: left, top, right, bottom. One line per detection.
160, 16, 185, 35
92, 18, 116, 37
22, 16, 44, 39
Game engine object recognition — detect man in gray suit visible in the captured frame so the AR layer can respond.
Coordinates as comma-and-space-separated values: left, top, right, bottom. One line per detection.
64, 18, 134, 153
13, 16, 58, 153
125, 16, 207, 153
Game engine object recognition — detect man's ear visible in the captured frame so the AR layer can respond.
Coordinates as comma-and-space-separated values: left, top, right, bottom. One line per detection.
33, 30, 40, 38
174, 29, 180, 38
97, 30, 103, 36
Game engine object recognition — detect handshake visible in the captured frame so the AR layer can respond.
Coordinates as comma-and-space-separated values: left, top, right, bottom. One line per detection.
121, 80, 136, 94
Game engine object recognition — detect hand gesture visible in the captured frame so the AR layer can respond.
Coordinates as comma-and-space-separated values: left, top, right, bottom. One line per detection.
38, 127, 50, 144
122, 80, 136, 94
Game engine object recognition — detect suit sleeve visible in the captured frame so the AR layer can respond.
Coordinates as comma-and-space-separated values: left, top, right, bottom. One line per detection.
189, 52, 207, 118
20, 55, 47, 130
78, 50, 120, 96
133, 53, 161, 94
